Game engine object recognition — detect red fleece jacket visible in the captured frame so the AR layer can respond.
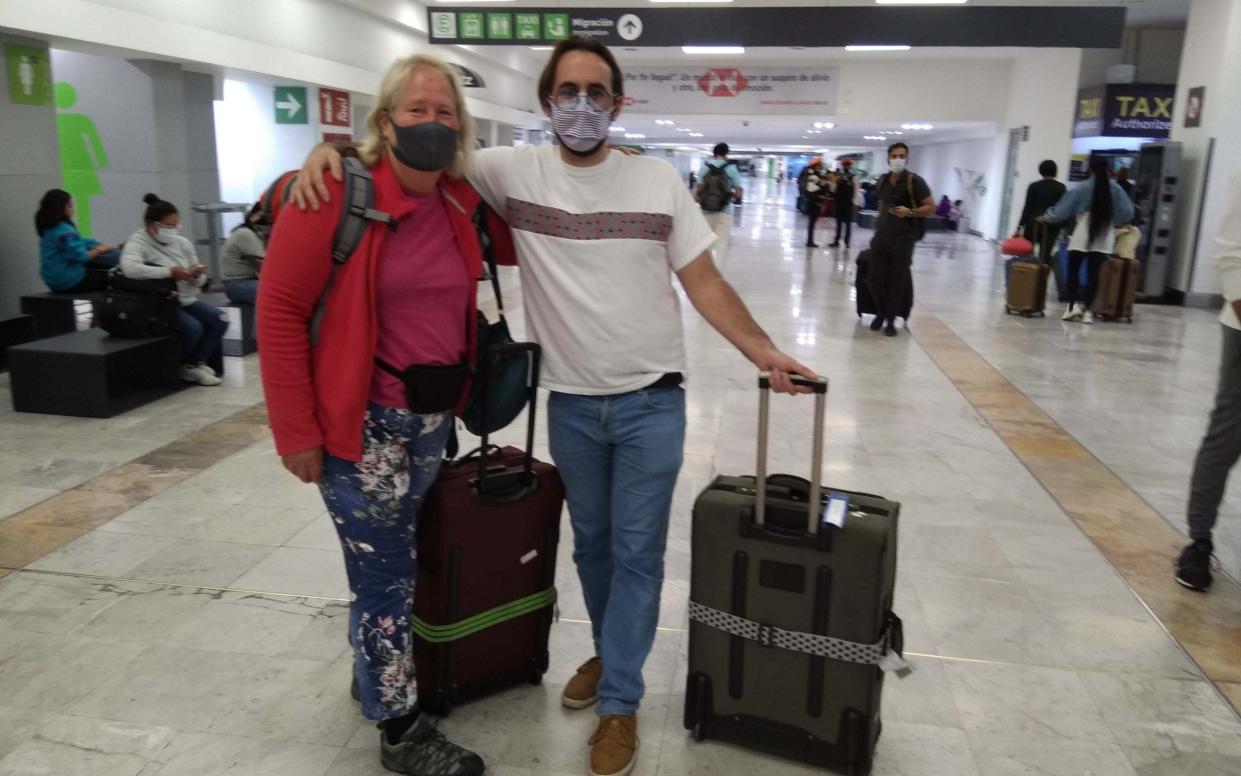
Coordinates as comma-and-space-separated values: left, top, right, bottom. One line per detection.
257, 156, 516, 461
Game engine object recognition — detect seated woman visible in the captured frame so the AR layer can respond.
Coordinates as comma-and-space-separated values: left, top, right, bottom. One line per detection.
35, 188, 121, 292
934, 195, 953, 219
947, 200, 964, 231
220, 202, 267, 305
120, 193, 228, 386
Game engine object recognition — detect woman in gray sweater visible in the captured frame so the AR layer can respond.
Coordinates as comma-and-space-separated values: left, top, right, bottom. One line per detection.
120, 194, 228, 386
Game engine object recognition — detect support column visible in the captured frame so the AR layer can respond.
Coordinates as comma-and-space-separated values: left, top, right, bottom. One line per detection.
1000, 49, 1083, 241
1168, 0, 1241, 303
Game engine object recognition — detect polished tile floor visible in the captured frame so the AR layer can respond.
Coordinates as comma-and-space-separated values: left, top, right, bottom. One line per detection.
1, 176, 1239, 775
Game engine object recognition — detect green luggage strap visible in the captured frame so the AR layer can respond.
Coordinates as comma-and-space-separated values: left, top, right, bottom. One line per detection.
413, 587, 557, 644
688, 601, 913, 677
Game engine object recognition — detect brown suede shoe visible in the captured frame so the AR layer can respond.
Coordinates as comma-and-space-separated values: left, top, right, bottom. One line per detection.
562, 656, 603, 709
589, 714, 638, 776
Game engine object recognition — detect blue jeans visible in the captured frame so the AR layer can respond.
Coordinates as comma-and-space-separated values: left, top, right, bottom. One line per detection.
548, 387, 686, 717
320, 404, 453, 721
178, 300, 229, 366
224, 278, 258, 306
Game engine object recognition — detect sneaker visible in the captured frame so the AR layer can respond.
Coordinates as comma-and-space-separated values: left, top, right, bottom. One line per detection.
869, 316, 884, 332
589, 715, 638, 776
195, 362, 218, 378
829, 241, 840, 248
1082, 310, 1095, 325
562, 656, 603, 709
884, 321, 898, 337
180, 364, 222, 386
1175, 539, 1214, 592
1061, 304, 1078, 322
380, 715, 485, 776
805, 242, 819, 248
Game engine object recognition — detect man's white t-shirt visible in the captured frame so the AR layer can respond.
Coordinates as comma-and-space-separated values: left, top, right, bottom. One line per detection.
468, 145, 716, 395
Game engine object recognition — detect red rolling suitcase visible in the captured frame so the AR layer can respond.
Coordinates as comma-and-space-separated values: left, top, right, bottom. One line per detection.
412, 343, 565, 715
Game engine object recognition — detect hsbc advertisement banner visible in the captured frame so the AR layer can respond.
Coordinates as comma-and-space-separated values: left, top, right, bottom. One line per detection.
622, 66, 839, 116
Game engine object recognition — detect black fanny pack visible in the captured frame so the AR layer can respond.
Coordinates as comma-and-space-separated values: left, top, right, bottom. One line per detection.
376, 359, 470, 414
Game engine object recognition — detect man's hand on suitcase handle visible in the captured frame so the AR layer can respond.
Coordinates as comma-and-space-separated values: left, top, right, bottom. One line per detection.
754, 349, 819, 395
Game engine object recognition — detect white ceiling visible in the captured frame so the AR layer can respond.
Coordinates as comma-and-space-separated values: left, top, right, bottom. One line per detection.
609, 116, 996, 152
445, 0, 1191, 151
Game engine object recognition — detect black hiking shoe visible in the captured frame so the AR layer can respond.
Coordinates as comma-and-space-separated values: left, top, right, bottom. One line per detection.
884, 321, 898, 337
380, 715, 485, 776
869, 316, 885, 332
1175, 540, 1214, 592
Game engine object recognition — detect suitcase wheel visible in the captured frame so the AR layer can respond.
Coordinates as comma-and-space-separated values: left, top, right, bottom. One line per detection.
528, 670, 544, 686
1004, 306, 1014, 315
691, 723, 704, 742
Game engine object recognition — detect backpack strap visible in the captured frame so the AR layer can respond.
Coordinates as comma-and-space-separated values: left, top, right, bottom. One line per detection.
470, 199, 505, 319
309, 157, 393, 347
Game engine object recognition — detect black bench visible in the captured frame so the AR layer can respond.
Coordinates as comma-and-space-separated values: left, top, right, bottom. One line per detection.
202, 292, 257, 357
0, 315, 37, 373
8, 330, 225, 418
20, 291, 105, 338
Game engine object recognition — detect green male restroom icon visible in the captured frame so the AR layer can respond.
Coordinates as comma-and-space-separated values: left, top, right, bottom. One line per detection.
54, 81, 109, 238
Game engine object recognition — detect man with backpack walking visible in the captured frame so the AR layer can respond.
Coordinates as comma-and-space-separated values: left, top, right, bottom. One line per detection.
867, 142, 934, 337
696, 143, 743, 266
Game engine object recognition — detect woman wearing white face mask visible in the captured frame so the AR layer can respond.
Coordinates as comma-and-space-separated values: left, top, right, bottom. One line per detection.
120, 193, 228, 385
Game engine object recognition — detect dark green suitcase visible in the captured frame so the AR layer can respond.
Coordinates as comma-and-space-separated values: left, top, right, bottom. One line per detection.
684, 375, 907, 775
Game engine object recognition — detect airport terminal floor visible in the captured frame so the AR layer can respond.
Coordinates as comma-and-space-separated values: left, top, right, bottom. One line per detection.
1, 177, 1240, 775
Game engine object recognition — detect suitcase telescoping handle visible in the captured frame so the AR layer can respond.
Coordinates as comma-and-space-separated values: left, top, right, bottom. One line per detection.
755, 373, 828, 534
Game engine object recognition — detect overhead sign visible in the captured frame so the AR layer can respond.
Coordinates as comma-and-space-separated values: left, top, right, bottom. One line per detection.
452, 64, 487, 89
274, 86, 308, 125
623, 66, 839, 116
1074, 84, 1174, 139
5, 44, 53, 106
319, 88, 351, 128
427, 6, 1125, 48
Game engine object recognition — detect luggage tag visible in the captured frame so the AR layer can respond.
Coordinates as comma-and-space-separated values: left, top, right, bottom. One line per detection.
821, 491, 849, 529
879, 650, 915, 678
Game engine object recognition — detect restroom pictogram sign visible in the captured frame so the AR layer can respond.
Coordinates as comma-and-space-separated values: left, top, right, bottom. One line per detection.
698, 69, 749, 97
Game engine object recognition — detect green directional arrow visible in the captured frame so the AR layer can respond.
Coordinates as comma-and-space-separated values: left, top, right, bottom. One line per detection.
274, 86, 307, 124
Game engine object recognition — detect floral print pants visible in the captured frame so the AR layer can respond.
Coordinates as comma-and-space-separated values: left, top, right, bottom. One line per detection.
319, 403, 453, 721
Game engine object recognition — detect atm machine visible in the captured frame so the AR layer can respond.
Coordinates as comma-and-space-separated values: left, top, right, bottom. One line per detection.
1133, 141, 1182, 300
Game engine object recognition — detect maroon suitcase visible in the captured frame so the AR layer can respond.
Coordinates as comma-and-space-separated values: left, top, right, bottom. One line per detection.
413, 343, 565, 715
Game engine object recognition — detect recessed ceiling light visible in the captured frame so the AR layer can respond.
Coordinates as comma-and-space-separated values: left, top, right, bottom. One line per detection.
529, 46, 553, 51
682, 46, 746, 55
609, 127, 626, 133
846, 45, 912, 52
625, 133, 646, 139
651, 0, 734, 3
875, 1, 967, 5
437, 0, 516, 3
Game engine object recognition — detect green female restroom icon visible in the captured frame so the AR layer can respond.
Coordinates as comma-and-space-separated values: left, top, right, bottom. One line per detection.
54, 81, 109, 238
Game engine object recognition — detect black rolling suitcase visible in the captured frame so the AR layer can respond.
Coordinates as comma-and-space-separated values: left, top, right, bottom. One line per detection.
855, 250, 913, 322
685, 375, 910, 775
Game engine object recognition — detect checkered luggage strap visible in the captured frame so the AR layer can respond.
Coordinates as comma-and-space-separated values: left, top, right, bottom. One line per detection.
689, 600, 913, 677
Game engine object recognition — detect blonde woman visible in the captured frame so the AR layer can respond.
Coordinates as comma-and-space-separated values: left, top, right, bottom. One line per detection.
258, 54, 510, 776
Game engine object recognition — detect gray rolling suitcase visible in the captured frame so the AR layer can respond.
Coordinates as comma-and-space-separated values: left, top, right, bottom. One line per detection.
684, 374, 908, 775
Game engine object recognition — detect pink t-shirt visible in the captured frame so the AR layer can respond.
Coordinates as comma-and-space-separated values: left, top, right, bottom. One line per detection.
369, 188, 470, 409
